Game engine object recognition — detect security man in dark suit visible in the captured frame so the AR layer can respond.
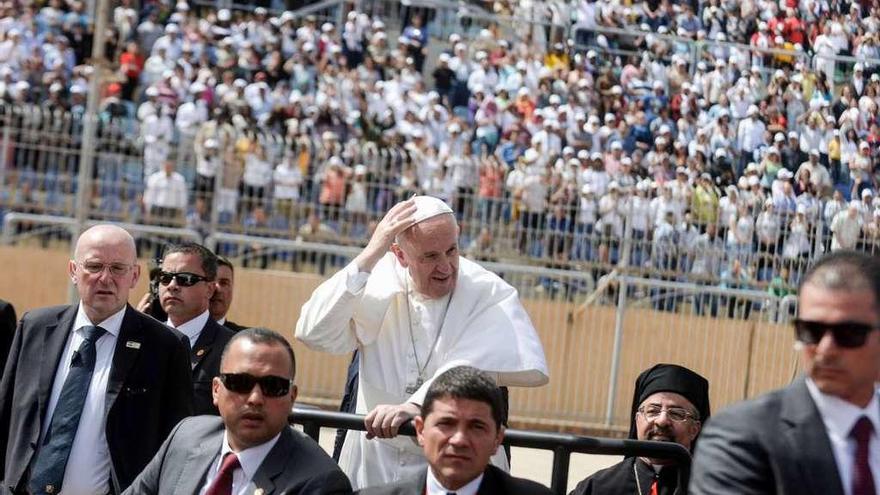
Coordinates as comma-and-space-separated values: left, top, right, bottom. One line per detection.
155, 243, 234, 416
0, 224, 193, 494
691, 250, 880, 495
210, 256, 248, 333
357, 366, 551, 495
0, 299, 16, 374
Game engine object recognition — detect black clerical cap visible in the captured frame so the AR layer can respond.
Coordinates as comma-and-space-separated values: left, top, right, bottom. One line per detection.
627, 363, 711, 440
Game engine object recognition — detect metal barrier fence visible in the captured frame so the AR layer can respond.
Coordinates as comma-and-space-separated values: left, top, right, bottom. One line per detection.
290, 407, 692, 495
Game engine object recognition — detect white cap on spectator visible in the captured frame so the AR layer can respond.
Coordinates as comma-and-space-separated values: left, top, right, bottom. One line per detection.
863, 189, 875, 198
372, 20, 385, 30
549, 94, 561, 105
855, 63, 864, 72
652, 80, 664, 90
354, 164, 367, 175
581, 184, 593, 195
233, 78, 247, 88
144, 134, 157, 144
70, 84, 86, 94
676, 166, 687, 175
715, 148, 727, 157
322, 22, 334, 32
861, 141, 871, 150
611, 85, 623, 95
162, 69, 174, 79
204, 138, 218, 148
767, 146, 780, 155
439, 53, 450, 63
788, 131, 798, 139
604, 113, 616, 123
611, 141, 623, 150
774, 133, 785, 142
165, 23, 179, 33
810, 149, 820, 156
449, 33, 461, 43
577, 150, 589, 160
659, 124, 671, 134
777, 169, 793, 180
608, 181, 620, 191
475, 50, 488, 60
796, 204, 807, 214
738, 177, 748, 189
621, 157, 632, 166
190, 81, 206, 93
748, 175, 760, 186
587, 50, 597, 59
747, 104, 759, 116
217, 8, 231, 21
254, 6, 267, 15
523, 148, 539, 163
563, 146, 574, 155
590, 151, 602, 160
850, 200, 862, 209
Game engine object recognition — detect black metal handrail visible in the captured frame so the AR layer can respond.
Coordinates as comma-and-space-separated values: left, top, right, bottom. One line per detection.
290, 408, 691, 494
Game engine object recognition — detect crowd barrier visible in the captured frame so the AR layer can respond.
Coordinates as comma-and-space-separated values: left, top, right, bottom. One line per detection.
290, 407, 692, 495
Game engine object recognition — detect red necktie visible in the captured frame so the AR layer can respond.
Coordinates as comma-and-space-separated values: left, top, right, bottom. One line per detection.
205, 453, 240, 495
851, 416, 876, 495
649, 479, 659, 495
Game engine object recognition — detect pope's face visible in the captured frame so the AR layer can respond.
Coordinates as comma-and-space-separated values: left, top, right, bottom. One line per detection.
392, 215, 459, 299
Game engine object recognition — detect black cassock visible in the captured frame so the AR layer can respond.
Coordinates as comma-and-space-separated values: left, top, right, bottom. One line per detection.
569, 457, 684, 495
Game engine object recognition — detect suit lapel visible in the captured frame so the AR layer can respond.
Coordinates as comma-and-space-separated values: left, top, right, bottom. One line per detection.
179, 430, 224, 495
191, 321, 217, 371
476, 465, 500, 495
105, 306, 143, 415
38, 306, 77, 420
247, 428, 295, 494
780, 379, 845, 495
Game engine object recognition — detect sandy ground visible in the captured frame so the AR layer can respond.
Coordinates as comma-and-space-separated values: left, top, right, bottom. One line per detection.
308, 427, 620, 492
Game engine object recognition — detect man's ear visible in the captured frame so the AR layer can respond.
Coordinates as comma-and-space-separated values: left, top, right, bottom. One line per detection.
415, 415, 426, 447
390, 243, 408, 268
493, 425, 506, 454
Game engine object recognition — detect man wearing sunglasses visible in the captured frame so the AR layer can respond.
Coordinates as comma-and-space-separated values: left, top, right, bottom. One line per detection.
691, 250, 880, 495
0, 225, 193, 495
124, 327, 352, 494
156, 243, 234, 416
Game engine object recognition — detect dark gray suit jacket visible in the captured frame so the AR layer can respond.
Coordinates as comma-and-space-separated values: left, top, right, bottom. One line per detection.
190, 318, 234, 416
0, 304, 193, 494
356, 465, 552, 495
690, 377, 845, 495
123, 415, 352, 495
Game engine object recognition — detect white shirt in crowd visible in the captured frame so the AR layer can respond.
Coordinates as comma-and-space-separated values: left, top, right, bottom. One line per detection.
144, 169, 188, 210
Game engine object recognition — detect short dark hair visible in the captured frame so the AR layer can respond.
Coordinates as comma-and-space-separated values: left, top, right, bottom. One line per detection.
420, 366, 503, 430
216, 255, 234, 275
162, 242, 218, 281
800, 250, 880, 317
221, 327, 296, 380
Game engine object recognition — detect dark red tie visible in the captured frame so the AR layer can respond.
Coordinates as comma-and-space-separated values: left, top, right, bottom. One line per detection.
851, 416, 876, 495
205, 453, 240, 495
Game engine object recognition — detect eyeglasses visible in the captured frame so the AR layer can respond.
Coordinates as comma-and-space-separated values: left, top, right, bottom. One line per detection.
157, 271, 210, 287
637, 405, 697, 423
78, 261, 134, 276
793, 319, 878, 348
219, 373, 292, 397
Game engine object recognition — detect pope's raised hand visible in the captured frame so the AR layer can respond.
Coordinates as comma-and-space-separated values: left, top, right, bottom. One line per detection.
354, 198, 418, 272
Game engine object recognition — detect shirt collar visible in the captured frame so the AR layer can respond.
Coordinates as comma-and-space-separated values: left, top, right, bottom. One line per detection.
216, 316, 226, 325
166, 309, 210, 342
426, 467, 483, 495
73, 302, 125, 338
220, 430, 281, 482
806, 378, 880, 440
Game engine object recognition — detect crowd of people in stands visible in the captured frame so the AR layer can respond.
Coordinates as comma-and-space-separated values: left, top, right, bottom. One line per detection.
1, 0, 880, 291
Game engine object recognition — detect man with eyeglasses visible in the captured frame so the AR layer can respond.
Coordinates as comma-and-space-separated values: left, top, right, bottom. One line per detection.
124, 327, 352, 494
570, 363, 710, 495
0, 224, 193, 495
156, 242, 234, 416
691, 250, 880, 495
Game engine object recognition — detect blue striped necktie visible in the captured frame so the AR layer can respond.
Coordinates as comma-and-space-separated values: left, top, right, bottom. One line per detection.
29, 325, 106, 495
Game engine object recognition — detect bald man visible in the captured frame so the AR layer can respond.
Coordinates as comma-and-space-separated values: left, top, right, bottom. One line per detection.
297, 197, 548, 489
0, 225, 193, 495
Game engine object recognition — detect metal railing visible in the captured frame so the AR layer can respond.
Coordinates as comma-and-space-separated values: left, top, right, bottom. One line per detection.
290, 407, 691, 494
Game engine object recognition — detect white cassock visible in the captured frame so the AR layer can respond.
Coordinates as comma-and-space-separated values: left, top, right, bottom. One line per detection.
295, 253, 549, 489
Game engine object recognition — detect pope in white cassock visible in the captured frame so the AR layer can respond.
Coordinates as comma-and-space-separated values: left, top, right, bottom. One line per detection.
296, 196, 549, 490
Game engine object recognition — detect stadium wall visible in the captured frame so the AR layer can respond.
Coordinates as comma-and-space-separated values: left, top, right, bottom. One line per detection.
0, 246, 799, 434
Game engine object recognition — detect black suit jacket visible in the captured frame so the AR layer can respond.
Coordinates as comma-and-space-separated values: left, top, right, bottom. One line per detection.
0, 300, 16, 376
123, 415, 352, 495
356, 464, 552, 495
690, 377, 844, 495
0, 304, 193, 494
191, 318, 234, 416
222, 320, 248, 333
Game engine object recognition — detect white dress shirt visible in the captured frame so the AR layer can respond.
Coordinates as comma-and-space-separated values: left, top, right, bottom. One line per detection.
166, 309, 210, 351
198, 431, 281, 495
43, 303, 126, 495
426, 468, 482, 495
144, 170, 188, 210
805, 379, 880, 495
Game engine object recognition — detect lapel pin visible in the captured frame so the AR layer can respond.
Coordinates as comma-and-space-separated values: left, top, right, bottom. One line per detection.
254, 489, 264, 495
196, 349, 205, 357
125, 341, 141, 349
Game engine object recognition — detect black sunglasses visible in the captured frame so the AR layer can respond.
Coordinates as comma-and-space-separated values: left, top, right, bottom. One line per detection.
158, 271, 210, 287
219, 373, 292, 397
793, 319, 878, 348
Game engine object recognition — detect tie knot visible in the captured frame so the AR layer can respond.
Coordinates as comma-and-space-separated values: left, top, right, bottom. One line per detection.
219, 452, 240, 474
81, 325, 106, 343
852, 416, 874, 442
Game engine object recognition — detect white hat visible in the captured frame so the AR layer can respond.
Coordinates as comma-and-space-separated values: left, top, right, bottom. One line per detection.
862, 189, 875, 198
409, 196, 453, 224
796, 204, 807, 214
523, 148, 539, 163
577, 150, 589, 160
777, 169, 793, 180
748, 175, 760, 186
217, 8, 231, 21
581, 184, 594, 195
774, 133, 785, 142
610, 141, 623, 150
204, 138, 218, 148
